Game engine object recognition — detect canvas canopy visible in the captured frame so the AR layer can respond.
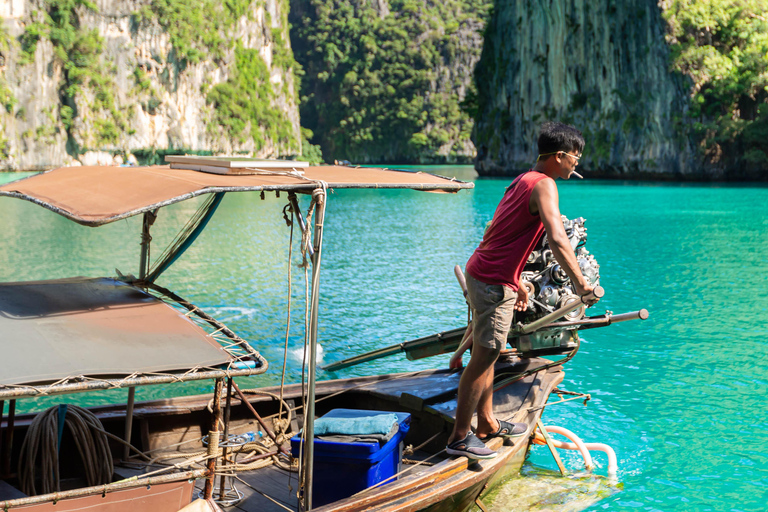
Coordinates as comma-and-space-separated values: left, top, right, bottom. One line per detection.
0, 277, 262, 396
0, 164, 472, 226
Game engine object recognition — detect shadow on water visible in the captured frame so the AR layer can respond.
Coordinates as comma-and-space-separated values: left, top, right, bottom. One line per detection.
486, 463, 621, 512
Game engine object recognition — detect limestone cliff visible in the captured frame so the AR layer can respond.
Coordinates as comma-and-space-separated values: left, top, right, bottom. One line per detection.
472, 0, 695, 178
288, 0, 491, 164
0, 0, 300, 171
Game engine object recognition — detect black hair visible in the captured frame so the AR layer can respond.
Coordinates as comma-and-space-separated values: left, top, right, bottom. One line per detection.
538, 122, 585, 156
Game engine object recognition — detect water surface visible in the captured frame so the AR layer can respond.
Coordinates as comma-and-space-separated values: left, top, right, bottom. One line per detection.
1, 168, 766, 511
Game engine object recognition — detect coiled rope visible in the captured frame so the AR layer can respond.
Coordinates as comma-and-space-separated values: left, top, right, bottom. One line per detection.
18, 404, 113, 496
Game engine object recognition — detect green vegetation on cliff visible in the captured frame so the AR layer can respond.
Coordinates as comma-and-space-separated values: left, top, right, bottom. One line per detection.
0, 24, 15, 159
19, 0, 125, 148
13, 0, 300, 157
664, 0, 768, 173
133, 0, 254, 64
136, 0, 300, 154
290, 0, 490, 163
207, 44, 295, 151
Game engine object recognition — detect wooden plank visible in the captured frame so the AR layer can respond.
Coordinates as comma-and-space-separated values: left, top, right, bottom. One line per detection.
199, 465, 298, 512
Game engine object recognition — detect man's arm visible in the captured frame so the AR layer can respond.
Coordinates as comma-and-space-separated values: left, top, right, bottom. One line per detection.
530, 179, 594, 299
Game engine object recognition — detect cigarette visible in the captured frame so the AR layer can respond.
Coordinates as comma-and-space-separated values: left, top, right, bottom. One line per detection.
571, 171, 583, 179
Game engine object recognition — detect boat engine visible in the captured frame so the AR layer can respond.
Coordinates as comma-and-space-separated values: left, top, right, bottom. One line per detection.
510, 216, 600, 356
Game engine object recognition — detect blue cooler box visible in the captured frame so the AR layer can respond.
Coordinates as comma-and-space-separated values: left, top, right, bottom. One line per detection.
290, 408, 411, 506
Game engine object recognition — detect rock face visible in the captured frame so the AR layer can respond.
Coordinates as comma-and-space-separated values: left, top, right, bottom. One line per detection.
472, 0, 695, 178
0, 0, 300, 171
288, 0, 491, 164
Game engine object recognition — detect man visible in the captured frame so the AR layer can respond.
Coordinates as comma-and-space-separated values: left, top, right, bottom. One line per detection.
446, 122, 596, 459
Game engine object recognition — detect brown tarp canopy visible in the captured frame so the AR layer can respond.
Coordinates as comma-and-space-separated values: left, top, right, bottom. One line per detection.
0, 164, 472, 226
0, 277, 233, 386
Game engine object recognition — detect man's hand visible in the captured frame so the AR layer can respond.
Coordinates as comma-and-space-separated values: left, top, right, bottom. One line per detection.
574, 282, 599, 305
448, 351, 463, 370
514, 284, 529, 311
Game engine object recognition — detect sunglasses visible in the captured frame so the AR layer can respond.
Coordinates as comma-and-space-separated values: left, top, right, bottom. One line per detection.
537, 151, 582, 161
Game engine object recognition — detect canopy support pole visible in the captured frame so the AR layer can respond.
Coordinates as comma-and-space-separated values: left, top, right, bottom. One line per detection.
128, 210, 156, 462
0, 401, 4, 477
139, 210, 156, 280
122, 387, 135, 461
218, 377, 233, 500
204, 378, 224, 499
2, 400, 14, 477
302, 188, 327, 512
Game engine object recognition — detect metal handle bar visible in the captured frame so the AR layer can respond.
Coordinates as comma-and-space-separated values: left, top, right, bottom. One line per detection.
516, 286, 604, 335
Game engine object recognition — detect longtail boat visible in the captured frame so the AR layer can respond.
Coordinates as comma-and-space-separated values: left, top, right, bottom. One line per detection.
0, 159, 646, 511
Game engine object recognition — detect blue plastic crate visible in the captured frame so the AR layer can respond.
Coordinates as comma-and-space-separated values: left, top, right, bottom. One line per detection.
290, 408, 411, 506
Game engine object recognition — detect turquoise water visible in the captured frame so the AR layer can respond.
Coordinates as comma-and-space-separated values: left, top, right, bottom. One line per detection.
1, 168, 767, 510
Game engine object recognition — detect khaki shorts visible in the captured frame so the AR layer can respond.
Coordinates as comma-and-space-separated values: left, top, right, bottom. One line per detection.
466, 273, 516, 351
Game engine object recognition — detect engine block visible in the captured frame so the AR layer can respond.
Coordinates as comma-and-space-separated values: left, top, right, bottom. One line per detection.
510, 216, 600, 356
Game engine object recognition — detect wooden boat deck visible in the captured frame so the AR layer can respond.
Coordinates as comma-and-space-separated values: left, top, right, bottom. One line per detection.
1, 357, 563, 512
190, 357, 564, 512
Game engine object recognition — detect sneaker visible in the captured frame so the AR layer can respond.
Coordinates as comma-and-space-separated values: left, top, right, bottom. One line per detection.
477, 419, 528, 439
446, 432, 497, 459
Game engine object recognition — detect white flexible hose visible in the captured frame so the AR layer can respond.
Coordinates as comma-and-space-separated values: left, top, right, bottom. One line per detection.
538, 425, 618, 477
541, 425, 594, 470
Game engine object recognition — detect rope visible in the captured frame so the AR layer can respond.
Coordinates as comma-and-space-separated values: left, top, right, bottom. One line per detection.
296, 185, 329, 500
237, 389, 294, 446
402, 431, 441, 457
279, 199, 295, 424
18, 405, 113, 496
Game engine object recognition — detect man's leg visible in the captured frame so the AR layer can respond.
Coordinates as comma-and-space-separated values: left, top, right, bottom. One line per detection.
474, 359, 498, 437
447, 343, 501, 445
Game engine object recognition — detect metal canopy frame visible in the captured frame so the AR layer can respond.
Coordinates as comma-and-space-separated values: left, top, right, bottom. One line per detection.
0, 281, 268, 401
0, 163, 474, 511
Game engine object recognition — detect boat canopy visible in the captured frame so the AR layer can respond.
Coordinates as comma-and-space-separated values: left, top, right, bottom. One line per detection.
0, 164, 472, 226
0, 277, 266, 400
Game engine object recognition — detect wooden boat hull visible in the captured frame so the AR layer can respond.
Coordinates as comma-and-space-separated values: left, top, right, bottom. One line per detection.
1, 358, 563, 512
315, 361, 564, 512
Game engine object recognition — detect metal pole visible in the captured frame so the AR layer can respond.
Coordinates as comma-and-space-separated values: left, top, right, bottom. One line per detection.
231, 381, 288, 456
123, 387, 135, 460
3, 400, 15, 477
303, 188, 326, 512
218, 378, 233, 500
537, 419, 567, 476
139, 210, 156, 280
0, 400, 4, 477
130, 206, 160, 472
517, 286, 604, 334
204, 378, 224, 499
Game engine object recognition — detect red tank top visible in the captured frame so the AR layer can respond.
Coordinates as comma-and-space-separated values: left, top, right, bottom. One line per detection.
466, 171, 549, 291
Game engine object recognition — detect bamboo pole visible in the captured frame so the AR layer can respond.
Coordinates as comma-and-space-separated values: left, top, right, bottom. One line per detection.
303, 188, 327, 512
203, 378, 223, 499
